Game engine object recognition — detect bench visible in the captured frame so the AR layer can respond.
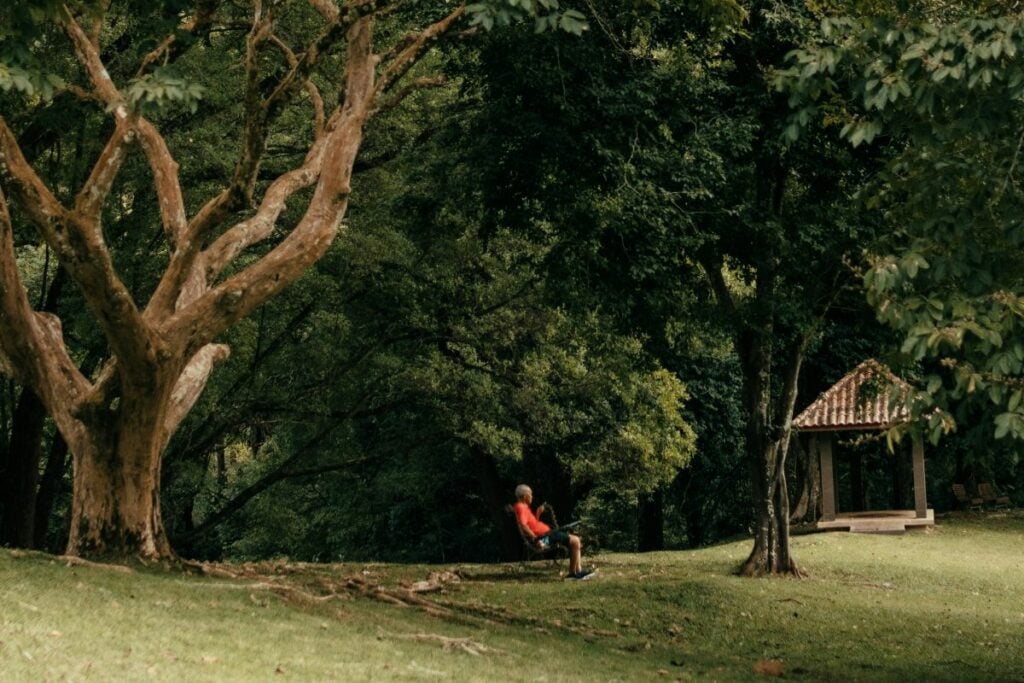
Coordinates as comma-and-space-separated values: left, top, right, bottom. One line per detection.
978, 482, 1011, 509
952, 483, 983, 511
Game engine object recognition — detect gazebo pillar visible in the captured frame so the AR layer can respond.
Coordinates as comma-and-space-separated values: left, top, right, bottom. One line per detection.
817, 435, 836, 522
912, 436, 927, 518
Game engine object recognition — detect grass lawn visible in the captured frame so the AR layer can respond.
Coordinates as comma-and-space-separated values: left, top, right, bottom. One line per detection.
3, 512, 1024, 681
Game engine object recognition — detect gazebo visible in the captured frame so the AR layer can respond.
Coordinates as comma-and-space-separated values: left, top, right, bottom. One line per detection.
793, 359, 934, 533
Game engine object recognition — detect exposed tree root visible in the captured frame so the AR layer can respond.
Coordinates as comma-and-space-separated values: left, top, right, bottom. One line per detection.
737, 545, 803, 578
737, 560, 804, 579
7, 548, 134, 574
59, 554, 136, 574
181, 560, 623, 643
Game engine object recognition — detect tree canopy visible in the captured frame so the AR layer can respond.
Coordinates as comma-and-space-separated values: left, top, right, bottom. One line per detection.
1, 0, 1022, 570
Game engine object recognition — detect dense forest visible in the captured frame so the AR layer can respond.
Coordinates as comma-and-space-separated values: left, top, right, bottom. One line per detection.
1, 0, 1023, 574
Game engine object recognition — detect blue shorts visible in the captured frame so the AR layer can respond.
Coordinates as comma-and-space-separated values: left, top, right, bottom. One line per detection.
540, 530, 571, 548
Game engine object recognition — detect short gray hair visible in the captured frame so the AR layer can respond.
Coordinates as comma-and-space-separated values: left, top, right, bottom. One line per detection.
514, 484, 531, 501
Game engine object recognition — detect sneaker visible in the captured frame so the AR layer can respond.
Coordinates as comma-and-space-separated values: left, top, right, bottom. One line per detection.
567, 568, 596, 580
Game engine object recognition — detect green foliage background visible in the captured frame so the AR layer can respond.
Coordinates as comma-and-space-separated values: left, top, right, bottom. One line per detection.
3, 0, 1024, 562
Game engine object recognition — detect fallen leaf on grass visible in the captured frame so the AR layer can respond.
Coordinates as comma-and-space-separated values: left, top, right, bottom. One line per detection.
754, 659, 784, 677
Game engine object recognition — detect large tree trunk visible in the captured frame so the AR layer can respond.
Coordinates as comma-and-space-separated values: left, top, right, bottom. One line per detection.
736, 327, 807, 578
0, 6, 467, 563
66, 380, 176, 560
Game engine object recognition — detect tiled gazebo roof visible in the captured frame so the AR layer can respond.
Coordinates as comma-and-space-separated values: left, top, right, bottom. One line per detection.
793, 359, 910, 432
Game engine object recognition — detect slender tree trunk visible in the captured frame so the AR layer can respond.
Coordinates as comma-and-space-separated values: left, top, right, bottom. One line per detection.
524, 447, 575, 527
677, 468, 706, 548
216, 448, 227, 486
789, 434, 821, 524
738, 332, 807, 577
637, 489, 664, 552
33, 432, 68, 550
470, 446, 521, 561
0, 387, 46, 547
789, 435, 809, 522
1, 269, 66, 547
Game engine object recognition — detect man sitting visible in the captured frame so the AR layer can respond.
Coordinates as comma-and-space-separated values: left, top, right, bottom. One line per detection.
512, 484, 593, 580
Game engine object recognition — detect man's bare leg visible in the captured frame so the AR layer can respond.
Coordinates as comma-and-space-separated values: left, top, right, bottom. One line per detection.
569, 535, 582, 575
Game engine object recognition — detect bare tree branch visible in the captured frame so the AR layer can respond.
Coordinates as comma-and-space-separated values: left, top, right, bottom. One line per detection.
200, 133, 332, 285
73, 116, 138, 221
375, 75, 447, 113
699, 255, 738, 322
167, 16, 379, 354
0, 118, 70, 233
64, 11, 189, 248
182, 451, 370, 540
167, 0, 461, 296
134, 0, 223, 79
147, 1, 389, 318
0, 187, 89, 450
1, 112, 155, 380
267, 33, 326, 138
161, 343, 232, 451
374, 5, 466, 96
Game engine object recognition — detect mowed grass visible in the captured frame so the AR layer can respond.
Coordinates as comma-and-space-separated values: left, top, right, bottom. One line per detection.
3, 513, 1024, 682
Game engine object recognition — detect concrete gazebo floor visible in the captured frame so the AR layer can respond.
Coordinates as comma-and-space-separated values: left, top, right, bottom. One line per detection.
816, 509, 935, 533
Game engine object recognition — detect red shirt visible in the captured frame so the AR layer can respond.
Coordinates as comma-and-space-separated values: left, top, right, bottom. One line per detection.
513, 502, 550, 536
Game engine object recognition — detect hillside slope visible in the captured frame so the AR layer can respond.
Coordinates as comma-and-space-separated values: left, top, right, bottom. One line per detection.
2, 513, 1023, 681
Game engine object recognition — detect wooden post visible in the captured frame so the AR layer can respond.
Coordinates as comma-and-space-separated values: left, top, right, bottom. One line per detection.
912, 436, 927, 518
818, 434, 836, 521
